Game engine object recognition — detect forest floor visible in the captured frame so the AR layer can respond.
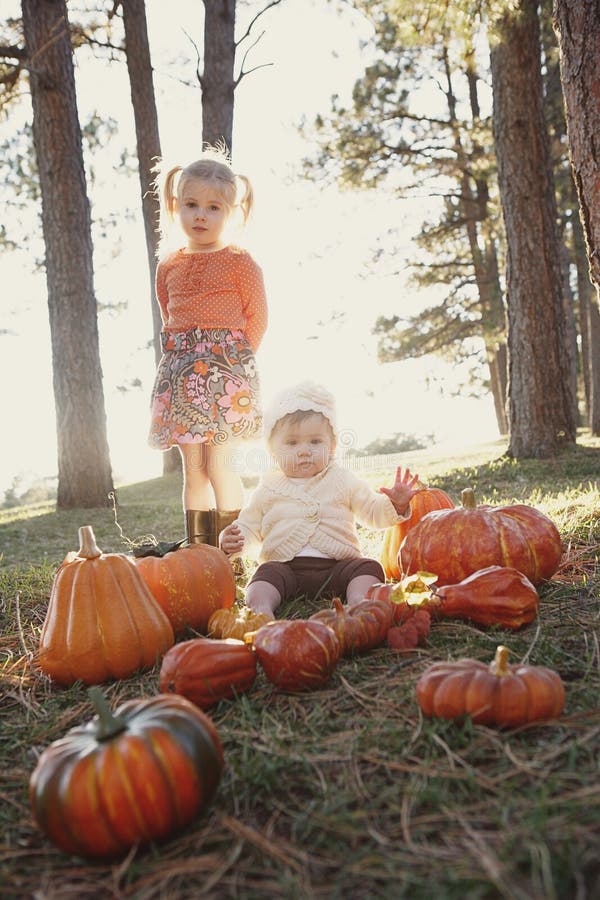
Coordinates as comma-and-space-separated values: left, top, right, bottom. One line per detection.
1, 432, 599, 899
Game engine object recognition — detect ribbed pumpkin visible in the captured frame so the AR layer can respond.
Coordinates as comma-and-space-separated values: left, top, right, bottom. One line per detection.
159, 636, 258, 708
415, 645, 565, 727
400, 488, 562, 586
133, 543, 236, 634
310, 597, 374, 657
208, 606, 274, 641
38, 526, 174, 686
29, 689, 223, 859
251, 619, 341, 692
380, 483, 454, 579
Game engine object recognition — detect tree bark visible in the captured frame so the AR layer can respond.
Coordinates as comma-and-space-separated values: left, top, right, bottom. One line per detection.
21, 0, 114, 507
202, 0, 236, 151
121, 0, 181, 474
553, 0, 600, 434
490, 0, 577, 457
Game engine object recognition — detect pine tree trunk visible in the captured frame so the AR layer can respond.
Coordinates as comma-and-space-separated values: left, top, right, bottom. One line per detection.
554, 0, 600, 434
121, 0, 181, 475
490, 0, 577, 457
22, 0, 114, 507
202, 0, 236, 151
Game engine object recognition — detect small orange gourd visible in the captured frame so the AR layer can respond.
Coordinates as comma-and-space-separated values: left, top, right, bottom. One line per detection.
38, 526, 174, 686
208, 606, 273, 641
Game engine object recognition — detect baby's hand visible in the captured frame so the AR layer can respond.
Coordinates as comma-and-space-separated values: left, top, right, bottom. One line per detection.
379, 466, 423, 516
220, 522, 245, 557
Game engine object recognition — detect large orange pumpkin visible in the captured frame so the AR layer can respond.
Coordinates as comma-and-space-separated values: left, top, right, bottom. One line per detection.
29, 690, 223, 859
159, 636, 258, 708
400, 488, 562, 586
133, 543, 235, 634
38, 526, 174, 686
415, 645, 565, 727
380, 483, 454, 579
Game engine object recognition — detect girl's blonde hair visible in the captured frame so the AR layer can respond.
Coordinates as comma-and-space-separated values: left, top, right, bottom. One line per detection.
153, 144, 254, 256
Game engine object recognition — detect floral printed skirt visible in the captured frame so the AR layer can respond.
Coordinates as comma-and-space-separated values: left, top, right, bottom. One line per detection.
148, 327, 262, 449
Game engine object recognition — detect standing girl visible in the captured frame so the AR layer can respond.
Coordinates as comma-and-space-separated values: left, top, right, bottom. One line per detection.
149, 147, 268, 546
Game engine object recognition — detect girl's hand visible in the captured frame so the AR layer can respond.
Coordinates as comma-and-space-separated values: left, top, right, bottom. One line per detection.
220, 522, 245, 557
379, 466, 423, 516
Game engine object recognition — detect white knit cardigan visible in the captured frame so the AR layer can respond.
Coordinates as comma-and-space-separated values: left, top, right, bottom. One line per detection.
236, 462, 409, 563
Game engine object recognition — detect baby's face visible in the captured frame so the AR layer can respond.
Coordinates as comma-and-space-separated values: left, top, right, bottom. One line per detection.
270, 413, 336, 479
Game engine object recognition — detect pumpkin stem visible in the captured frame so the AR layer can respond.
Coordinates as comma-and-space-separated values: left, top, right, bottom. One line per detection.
77, 526, 102, 560
489, 645, 510, 677
88, 686, 128, 741
461, 488, 477, 510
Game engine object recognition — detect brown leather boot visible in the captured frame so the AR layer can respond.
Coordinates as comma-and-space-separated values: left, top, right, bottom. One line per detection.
216, 509, 246, 576
185, 509, 216, 545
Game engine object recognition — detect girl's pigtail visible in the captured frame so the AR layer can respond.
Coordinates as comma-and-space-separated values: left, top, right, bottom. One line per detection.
236, 174, 255, 223
154, 164, 182, 257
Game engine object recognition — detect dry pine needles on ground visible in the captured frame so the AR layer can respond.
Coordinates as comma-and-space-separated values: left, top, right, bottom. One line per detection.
0, 439, 599, 899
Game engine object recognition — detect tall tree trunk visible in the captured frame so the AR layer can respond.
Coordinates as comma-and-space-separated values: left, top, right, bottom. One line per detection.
121, 0, 181, 475
490, 0, 577, 458
22, 0, 114, 507
446, 47, 508, 435
553, 0, 600, 434
202, 0, 236, 151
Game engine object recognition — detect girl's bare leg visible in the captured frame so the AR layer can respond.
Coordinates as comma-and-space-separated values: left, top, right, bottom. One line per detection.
207, 441, 244, 510
179, 444, 214, 509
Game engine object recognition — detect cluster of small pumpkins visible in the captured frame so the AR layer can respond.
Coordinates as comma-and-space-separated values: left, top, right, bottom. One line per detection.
29, 483, 566, 861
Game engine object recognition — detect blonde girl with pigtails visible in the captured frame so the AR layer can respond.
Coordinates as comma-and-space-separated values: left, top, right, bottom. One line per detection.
148, 146, 268, 547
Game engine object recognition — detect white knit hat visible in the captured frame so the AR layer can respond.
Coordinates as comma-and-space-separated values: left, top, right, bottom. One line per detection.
263, 381, 337, 442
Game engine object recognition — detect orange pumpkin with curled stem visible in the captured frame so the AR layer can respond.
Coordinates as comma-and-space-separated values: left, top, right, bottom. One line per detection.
38, 526, 174, 686
415, 645, 565, 727
310, 596, 393, 656
380, 482, 454, 579
400, 488, 562, 586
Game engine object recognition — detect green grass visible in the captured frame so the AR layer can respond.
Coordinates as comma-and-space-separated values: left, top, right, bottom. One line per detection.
1, 433, 599, 898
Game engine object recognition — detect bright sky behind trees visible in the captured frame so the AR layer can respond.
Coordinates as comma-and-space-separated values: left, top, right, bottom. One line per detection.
0, 0, 498, 500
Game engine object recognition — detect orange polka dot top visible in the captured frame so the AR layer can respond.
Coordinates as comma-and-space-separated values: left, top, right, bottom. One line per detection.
156, 245, 268, 352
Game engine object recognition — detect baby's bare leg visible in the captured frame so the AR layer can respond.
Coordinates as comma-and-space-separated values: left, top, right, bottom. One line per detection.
245, 581, 282, 616
346, 574, 381, 606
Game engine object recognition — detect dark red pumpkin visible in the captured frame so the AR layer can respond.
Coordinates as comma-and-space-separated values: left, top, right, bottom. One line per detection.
251, 619, 341, 692
133, 543, 235, 634
159, 636, 258, 708
29, 690, 223, 859
415, 645, 565, 727
380, 483, 454, 579
400, 488, 562, 586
